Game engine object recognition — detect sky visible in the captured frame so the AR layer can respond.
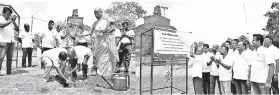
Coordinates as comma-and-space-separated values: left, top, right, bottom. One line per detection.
0, 0, 277, 46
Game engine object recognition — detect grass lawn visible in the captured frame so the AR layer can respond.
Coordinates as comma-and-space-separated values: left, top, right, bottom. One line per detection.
0, 49, 217, 94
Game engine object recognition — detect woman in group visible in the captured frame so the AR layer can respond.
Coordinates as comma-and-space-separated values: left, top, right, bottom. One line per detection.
91, 8, 119, 80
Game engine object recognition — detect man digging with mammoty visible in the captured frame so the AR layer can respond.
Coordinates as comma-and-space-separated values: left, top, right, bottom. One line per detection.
41, 48, 74, 87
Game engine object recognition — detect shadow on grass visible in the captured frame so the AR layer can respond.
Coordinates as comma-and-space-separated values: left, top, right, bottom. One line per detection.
12, 69, 29, 75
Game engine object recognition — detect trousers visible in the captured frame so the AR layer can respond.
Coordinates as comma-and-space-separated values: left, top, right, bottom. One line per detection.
0, 42, 14, 74
22, 48, 33, 67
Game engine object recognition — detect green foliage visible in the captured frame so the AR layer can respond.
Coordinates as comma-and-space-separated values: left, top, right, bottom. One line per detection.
104, 1, 147, 29
55, 21, 67, 30
238, 35, 247, 42
226, 38, 233, 42
263, 2, 279, 42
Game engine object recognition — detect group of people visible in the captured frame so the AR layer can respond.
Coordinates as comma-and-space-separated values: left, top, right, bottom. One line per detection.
190, 34, 279, 94
0, 7, 135, 86
1, 5, 279, 94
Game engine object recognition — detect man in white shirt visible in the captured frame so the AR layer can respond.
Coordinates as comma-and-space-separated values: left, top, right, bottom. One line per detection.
249, 34, 275, 94
0, 7, 19, 75
77, 30, 90, 47
19, 24, 34, 67
202, 44, 211, 94
207, 45, 222, 94
227, 39, 239, 94
116, 21, 135, 73
244, 40, 253, 94
190, 46, 204, 94
114, 25, 122, 48
217, 46, 234, 94
229, 39, 239, 57
232, 41, 250, 94
224, 41, 231, 50
67, 46, 92, 80
55, 25, 64, 48
40, 20, 59, 69
263, 35, 279, 94
41, 48, 73, 87
245, 40, 254, 52
272, 41, 280, 93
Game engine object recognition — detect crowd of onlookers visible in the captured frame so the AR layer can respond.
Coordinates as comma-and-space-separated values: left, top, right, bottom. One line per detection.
190, 33, 279, 94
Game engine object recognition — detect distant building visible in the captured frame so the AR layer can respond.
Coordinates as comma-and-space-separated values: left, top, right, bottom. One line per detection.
134, 5, 177, 50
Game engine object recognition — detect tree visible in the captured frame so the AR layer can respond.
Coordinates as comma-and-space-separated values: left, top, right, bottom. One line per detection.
104, 1, 147, 29
263, 2, 279, 42
226, 38, 233, 43
238, 35, 248, 42
55, 21, 67, 30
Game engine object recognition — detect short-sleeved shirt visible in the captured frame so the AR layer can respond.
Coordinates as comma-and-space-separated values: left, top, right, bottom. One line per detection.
202, 52, 213, 73
219, 55, 234, 81
267, 45, 279, 61
41, 48, 67, 68
120, 30, 135, 44
40, 30, 58, 48
267, 45, 279, 74
250, 46, 274, 83
77, 30, 90, 43
228, 49, 238, 59
233, 51, 250, 80
0, 16, 15, 43
19, 31, 34, 48
56, 31, 65, 47
210, 53, 222, 76
191, 55, 204, 78
114, 28, 122, 38
125, 30, 135, 38
73, 46, 92, 64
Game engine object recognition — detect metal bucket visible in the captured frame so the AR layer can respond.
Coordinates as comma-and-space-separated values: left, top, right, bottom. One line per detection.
111, 72, 130, 91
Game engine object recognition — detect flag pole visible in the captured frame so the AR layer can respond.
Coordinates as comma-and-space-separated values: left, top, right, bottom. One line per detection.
243, 2, 248, 24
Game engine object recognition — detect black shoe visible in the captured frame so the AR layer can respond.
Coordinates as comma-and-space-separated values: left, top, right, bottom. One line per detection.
22, 64, 26, 68
71, 76, 77, 81
125, 71, 129, 73
82, 73, 88, 79
115, 70, 120, 73
28, 64, 32, 67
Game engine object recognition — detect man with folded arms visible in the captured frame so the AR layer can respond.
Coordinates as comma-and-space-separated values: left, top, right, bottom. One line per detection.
19, 23, 34, 68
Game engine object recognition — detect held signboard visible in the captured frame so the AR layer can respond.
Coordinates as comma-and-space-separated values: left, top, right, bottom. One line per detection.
153, 29, 189, 55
